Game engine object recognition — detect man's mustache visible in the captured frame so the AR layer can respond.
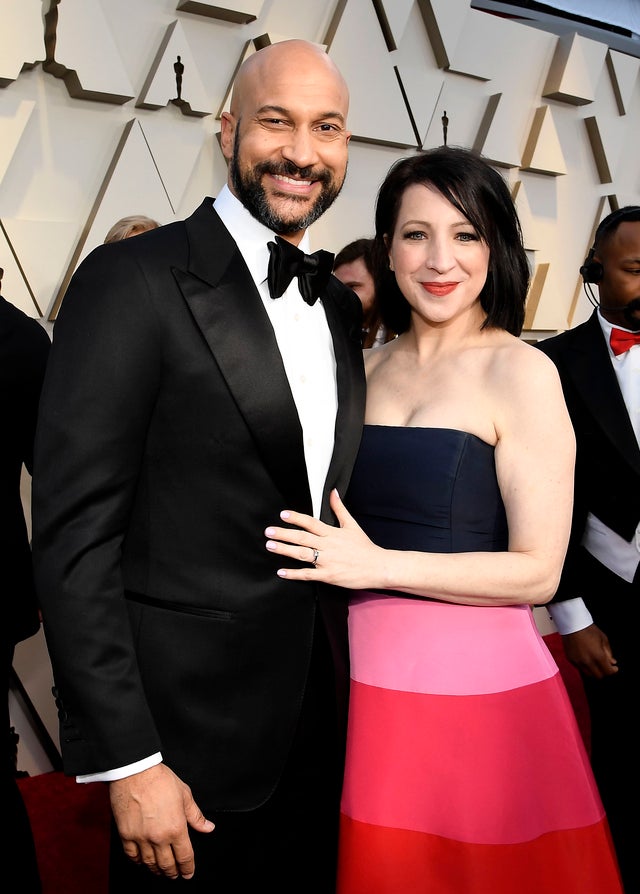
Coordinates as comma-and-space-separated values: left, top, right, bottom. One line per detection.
257, 161, 332, 186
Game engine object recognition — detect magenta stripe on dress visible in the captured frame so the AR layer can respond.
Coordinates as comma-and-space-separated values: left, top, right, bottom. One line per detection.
341, 676, 604, 844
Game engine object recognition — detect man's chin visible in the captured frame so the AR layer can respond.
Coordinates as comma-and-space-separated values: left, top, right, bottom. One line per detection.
266, 197, 323, 234
268, 191, 315, 216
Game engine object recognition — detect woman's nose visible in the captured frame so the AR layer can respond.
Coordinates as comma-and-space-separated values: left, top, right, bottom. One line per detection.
424, 238, 455, 273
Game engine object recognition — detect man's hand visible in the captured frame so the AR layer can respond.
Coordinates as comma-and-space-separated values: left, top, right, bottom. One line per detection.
109, 763, 214, 880
561, 623, 618, 679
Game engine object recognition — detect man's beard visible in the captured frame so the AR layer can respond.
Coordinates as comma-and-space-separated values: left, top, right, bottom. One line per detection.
230, 127, 345, 235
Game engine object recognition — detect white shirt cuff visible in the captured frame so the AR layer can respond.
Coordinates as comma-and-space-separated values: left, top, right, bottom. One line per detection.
76, 752, 163, 783
547, 598, 593, 635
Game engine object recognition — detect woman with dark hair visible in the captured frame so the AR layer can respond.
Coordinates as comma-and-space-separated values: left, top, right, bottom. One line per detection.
372, 147, 529, 337
264, 147, 623, 892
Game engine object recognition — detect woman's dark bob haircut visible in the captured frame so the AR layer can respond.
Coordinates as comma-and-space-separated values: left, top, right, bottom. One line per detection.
373, 146, 530, 337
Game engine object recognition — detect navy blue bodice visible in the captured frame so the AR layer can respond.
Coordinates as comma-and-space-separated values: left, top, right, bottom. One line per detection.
345, 426, 508, 554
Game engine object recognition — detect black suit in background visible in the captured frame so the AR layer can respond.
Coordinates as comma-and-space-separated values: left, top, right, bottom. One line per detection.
1, 294, 50, 894
32, 197, 365, 890
538, 310, 639, 893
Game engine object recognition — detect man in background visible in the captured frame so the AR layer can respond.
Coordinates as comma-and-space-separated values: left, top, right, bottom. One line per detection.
1, 268, 50, 893
32, 40, 364, 892
537, 206, 640, 893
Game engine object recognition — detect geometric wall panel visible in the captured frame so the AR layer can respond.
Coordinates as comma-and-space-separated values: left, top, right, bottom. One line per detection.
606, 48, 640, 115
0, 218, 42, 317
446, 5, 503, 81
326, 0, 418, 148
215, 37, 266, 120
0, 0, 639, 339
521, 105, 567, 175
136, 116, 211, 213
542, 32, 608, 105
524, 261, 549, 331
0, 0, 43, 87
0, 99, 35, 185
509, 179, 546, 256
42, 0, 135, 104
176, 0, 265, 24
417, 0, 474, 72
1, 216, 77, 320
566, 195, 610, 328
393, 2, 446, 146
375, 0, 415, 51
473, 93, 525, 169
49, 119, 178, 320
136, 20, 212, 117
584, 116, 612, 184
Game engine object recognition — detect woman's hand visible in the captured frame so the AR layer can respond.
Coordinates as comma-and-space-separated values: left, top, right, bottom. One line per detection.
265, 489, 385, 589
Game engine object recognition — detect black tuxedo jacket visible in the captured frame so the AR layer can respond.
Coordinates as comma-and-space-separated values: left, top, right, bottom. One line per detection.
32, 198, 366, 812
0, 296, 50, 647
537, 310, 640, 605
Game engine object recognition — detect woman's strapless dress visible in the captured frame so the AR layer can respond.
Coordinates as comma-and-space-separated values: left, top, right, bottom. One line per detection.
337, 426, 622, 894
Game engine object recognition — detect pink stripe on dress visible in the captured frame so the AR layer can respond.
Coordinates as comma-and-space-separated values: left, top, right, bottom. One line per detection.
348, 593, 557, 695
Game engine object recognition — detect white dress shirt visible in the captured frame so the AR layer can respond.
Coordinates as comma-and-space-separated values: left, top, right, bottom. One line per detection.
214, 185, 337, 519
78, 186, 338, 782
548, 310, 640, 635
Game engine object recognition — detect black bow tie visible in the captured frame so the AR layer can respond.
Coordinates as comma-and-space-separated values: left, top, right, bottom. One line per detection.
267, 236, 334, 306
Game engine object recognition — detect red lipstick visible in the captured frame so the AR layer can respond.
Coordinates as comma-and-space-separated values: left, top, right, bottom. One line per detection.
422, 282, 457, 296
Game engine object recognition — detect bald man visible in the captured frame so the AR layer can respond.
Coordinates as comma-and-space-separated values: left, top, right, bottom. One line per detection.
33, 40, 365, 891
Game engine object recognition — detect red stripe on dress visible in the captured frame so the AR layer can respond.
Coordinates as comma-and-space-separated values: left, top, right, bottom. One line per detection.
337, 814, 623, 894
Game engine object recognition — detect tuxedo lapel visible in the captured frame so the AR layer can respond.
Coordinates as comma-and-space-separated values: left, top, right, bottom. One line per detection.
174, 199, 312, 514
320, 277, 366, 522
564, 312, 640, 475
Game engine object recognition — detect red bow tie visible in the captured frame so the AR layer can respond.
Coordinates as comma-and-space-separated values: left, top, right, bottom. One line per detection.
609, 327, 640, 356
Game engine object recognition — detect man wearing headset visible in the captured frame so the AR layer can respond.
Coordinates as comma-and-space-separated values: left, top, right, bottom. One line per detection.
537, 206, 640, 894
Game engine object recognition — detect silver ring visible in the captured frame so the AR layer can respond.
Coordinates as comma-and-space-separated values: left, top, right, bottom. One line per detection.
312, 548, 320, 567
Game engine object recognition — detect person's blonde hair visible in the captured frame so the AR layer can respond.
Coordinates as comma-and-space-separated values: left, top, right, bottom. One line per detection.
104, 215, 159, 244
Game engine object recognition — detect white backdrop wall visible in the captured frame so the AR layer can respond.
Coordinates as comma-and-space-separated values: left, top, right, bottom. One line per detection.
2, 0, 640, 772
1, 0, 639, 336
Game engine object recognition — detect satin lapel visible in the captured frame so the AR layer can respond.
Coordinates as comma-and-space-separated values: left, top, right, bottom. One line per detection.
173, 199, 312, 513
565, 313, 640, 474
320, 278, 366, 522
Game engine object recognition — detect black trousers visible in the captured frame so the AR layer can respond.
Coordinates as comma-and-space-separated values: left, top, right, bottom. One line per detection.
580, 553, 637, 894
109, 619, 344, 892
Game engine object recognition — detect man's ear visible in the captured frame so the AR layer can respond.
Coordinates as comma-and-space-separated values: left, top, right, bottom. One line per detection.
219, 112, 235, 162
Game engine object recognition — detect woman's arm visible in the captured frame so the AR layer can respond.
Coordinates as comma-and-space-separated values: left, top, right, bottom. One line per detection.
265, 347, 575, 607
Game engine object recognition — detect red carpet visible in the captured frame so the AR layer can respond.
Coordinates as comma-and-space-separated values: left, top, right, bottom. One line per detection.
17, 771, 110, 894
16, 632, 589, 894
